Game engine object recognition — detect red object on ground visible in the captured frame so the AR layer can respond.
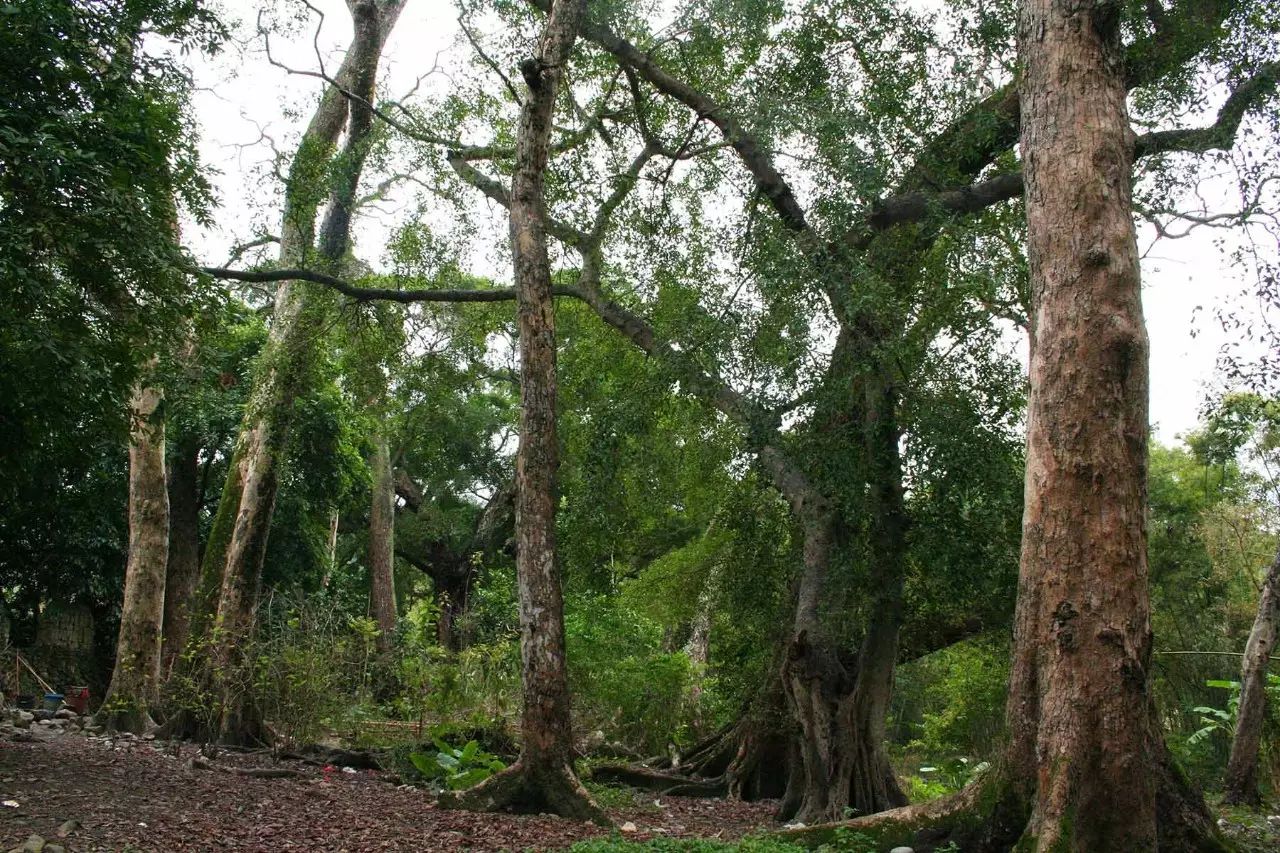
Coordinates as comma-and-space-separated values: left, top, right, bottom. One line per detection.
64, 686, 89, 715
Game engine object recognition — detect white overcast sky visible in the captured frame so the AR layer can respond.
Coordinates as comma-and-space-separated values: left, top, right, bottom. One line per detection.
185, 0, 1276, 445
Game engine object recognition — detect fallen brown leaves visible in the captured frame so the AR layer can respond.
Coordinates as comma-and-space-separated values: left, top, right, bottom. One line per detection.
0, 737, 776, 851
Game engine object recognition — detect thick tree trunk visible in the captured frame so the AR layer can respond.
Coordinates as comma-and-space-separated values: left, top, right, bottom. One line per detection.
368, 429, 397, 653
174, 0, 404, 744
773, 374, 909, 825
780, 3, 1226, 849
440, 0, 603, 823
161, 437, 201, 679
100, 379, 170, 732
1002, 2, 1163, 847
1223, 542, 1280, 806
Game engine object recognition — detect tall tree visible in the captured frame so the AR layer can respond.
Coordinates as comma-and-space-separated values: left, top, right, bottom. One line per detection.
179, 0, 405, 743
784, 0, 1228, 848
441, 0, 605, 822
99, 372, 170, 732
367, 428, 397, 653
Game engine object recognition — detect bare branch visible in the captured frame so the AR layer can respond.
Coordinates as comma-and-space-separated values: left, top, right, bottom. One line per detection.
459, 14, 524, 106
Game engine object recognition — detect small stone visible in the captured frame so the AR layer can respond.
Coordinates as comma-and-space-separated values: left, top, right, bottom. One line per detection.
890, 847, 915, 853
620, 821, 638, 833
20, 835, 44, 853
53, 709, 75, 720
56, 819, 78, 838
13, 712, 33, 728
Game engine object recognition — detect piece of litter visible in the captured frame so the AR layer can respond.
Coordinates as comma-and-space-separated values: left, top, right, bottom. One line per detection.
341, 766, 357, 774
137, 822, 147, 827
620, 821, 638, 833
2, 800, 18, 808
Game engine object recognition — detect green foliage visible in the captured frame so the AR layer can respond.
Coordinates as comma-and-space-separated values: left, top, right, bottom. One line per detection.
891, 635, 1009, 763
566, 592, 702, 754
407, 738, 505, 789
0, 0, 222, 505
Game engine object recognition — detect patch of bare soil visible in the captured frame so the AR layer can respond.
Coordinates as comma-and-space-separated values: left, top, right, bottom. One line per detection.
0, 734, 776, 851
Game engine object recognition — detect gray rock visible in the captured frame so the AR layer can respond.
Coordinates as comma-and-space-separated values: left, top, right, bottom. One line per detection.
53, 709, 75, 720
12, 712, 33, 728
20, 835, 44, 853
889, 848, 914, 853
56, 819, 78, 838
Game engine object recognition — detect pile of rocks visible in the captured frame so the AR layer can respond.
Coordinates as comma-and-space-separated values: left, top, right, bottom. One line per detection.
0, 706, 98, 741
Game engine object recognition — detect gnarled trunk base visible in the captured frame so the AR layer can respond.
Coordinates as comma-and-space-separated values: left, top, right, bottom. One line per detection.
439, 760, 609, 825
776, 751, 1226, 853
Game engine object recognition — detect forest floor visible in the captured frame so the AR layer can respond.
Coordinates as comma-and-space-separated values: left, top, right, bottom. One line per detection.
3, 728, 1278, 852
0, 731, 775, 852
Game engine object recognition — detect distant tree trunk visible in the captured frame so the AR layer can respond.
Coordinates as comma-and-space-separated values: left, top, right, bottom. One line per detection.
368, 429, 397, 653
100, 378, 169, 732
440, 0, 604, 823
161, 437, 201, 679
324, 508, 339, 586
1224, 543, 1280, 806
177, 0, 404, 744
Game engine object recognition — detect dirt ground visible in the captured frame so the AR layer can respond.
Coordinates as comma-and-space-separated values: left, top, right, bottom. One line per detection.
0, 733, 775, 852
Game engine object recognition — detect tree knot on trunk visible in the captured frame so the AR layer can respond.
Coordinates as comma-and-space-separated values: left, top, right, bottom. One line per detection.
1052, 600, 1079, 651
520, 58, 546, 91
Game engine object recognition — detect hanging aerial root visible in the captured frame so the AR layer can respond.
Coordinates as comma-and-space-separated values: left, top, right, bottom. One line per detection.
439, 760, 613, 826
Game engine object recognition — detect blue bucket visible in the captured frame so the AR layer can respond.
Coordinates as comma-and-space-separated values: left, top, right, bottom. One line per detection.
42, 692, 63, 713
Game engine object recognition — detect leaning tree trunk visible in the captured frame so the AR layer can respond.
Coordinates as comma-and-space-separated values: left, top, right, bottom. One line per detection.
177, 0, 404, 744
100, 378, 170, 732
161, 436, 201, 679
368, 429, 397, 653
439, 0, 604, 824
1224, 542, 1280, 806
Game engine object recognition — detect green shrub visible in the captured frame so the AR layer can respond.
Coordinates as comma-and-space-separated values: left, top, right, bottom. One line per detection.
408, 737, 506, 789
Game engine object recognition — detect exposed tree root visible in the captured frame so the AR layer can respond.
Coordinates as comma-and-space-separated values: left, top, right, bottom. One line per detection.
439, 760, 611, 826
189, 755, 302, 779
279, 745, 386, 770
775, 758, 1231, 853
590, 765, 726, 797
94, 706, 156, 736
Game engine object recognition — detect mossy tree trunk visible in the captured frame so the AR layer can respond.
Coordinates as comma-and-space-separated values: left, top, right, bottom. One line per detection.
161, 435, 201, 680
782, 2, 1225, 849
176, 0, 405, 744
100, 377, 169, 732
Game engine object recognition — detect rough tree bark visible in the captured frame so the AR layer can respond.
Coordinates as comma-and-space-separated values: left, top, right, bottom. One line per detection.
177, 0, 405, 744
368, 429, 397, 653
439, 0, 605, 823
776, 371, 909, 825
1223, 542, 1280, 806
99, 377, 170, 732
161, 436, 201, 679
781, 1, 1225, 849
